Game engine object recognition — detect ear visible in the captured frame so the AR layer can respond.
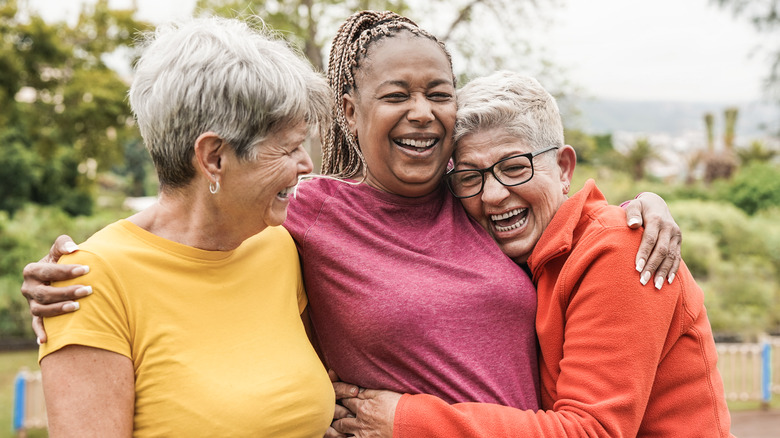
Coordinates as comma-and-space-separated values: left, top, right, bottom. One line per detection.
193, 132, 225, 184
342, 93, 358, 136
557, 145, 577, 194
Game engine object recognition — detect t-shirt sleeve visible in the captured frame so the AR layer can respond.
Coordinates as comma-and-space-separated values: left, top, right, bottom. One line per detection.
39, 250, 131, 363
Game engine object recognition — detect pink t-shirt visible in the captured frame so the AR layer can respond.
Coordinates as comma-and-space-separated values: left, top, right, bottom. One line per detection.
284, 178, 539, 409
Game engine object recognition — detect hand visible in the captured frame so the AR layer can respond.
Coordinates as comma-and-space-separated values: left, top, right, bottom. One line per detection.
324, 369, 359, 438
331, 389, 401, 438
624, 193, 682, 290
21, 235, 91, 343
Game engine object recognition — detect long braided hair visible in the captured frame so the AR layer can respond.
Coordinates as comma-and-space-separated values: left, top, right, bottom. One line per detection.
322, 10, 454, 178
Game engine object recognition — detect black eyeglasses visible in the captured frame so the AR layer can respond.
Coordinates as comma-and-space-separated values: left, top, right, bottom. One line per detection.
445, 146, 559, 199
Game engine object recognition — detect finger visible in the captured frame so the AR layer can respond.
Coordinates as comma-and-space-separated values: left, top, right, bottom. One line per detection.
651, 249, 677, 290
623, 199, 643, 229
634, 221, 660, 280
340, 396, 361, 413
332, 418, 358, 435
30, 299, 82, 318
333, 381, 359, 399
24, 281, 92, 306
334, 404, 354, 420
323, 426, 349, 438
32, 316, 47, 344
328, 369, 340, 382
667, 233, 682, 284
46, 235, 79, 263
22, 263, 90, 296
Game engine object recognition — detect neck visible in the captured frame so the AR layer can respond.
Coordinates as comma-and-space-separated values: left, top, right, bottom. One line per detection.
128, 188, 261, 251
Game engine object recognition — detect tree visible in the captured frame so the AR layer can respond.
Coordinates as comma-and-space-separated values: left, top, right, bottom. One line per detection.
620, 137, 661, 181
714, 0, 780, 104
0, 0, 150, 215
194, 0, 562, 80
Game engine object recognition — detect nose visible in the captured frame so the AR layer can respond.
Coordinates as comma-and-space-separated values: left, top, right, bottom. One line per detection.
480, 172, 510, 205
298, 146, 314, 175
407, 94, 434, 125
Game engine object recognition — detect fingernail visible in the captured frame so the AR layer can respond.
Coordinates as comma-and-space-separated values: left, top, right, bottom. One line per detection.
351, 386, 358, 396
640, 271, 651, 286
64, 242, 79, 253
628, 217, 641, 227
72, 265, 90, 276
74, 286, 92, 297
36, 337, 42, 346
62, 302, 80, 312
636, 258, 646, 273
668, 272, 675, 284
654, 276, 664, 290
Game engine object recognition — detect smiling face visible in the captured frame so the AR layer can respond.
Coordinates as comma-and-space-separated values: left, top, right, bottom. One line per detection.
223, 121, 313, 230
343, 33, 456, 198
455, 128, 573, 263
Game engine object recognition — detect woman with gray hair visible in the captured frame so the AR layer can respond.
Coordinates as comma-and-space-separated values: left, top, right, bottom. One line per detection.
37, 16, 335, 437
333, 71, 731, 437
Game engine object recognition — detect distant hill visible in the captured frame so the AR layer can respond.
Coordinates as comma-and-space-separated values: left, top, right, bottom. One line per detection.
564, 99, 780, 138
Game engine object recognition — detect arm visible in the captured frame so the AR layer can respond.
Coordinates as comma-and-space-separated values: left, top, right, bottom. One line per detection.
623, 192, 682, 289
352, 229, 679, 437
21, 235, 91, 343
41, 345, 134, 437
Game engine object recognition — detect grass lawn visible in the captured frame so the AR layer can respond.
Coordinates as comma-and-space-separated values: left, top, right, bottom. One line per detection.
0, 349, 47, 437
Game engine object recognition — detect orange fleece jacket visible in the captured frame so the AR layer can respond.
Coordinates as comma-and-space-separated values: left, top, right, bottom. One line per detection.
394, 180, 732, 437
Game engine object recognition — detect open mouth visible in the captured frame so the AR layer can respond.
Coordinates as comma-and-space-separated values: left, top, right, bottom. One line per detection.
277, 185, 297, 199
490, 207, 528, 232
394, 137, 438, 153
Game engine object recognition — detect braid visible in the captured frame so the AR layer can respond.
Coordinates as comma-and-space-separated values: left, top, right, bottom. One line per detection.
322, 10, 453, 178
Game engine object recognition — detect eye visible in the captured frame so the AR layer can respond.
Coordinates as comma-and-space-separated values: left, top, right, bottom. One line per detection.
382, 92, 409, 102
428, 92, 453, 102
454, 171, 483, 187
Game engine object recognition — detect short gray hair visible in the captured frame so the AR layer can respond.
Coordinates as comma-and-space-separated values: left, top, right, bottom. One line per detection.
454, 71, 564, 153
129, 16, 331, 189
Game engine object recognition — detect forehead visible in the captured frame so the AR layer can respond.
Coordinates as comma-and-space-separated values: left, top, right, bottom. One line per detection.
455, 128, 531, 164
262, 121, 308, 146
357, 33, 453, 87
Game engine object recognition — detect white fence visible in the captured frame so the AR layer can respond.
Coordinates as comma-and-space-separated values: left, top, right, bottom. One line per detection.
716, 336, 780, 404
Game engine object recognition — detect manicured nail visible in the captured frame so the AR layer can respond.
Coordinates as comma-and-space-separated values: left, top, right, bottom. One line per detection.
654, 276, 664, 290
628, 217, 641, 227
640, 271, 651, 286
668, 273, 675, 284
36, 338, 42, 346
72, 265, 90, 276
74, 286, 92, 297
62, 302, 80, 312
64, 242, 79, 253
636, 258, 646, 273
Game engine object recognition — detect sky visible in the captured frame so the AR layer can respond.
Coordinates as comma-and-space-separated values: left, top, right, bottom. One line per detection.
28, 0, 770, 104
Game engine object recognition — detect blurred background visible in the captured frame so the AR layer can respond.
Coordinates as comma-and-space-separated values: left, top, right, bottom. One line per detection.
1, 0, 779, 436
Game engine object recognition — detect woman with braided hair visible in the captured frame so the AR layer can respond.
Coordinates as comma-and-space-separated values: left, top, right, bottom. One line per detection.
22, 10, 683, 435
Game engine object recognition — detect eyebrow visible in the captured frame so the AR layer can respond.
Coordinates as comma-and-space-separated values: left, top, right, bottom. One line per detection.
378, 78, 454, 89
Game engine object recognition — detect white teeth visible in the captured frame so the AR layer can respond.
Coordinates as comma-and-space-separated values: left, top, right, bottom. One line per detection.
491, 208, 528, 232
490, 208, 526, 221
494, 214, 528, 232
396, 138, 435, 148
278, 185, 296, 198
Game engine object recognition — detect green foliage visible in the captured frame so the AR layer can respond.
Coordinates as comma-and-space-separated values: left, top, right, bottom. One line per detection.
0, 203, 127, 340
722, 162, 780, 215
0, 0, 150, 216
669, 199, 780, 338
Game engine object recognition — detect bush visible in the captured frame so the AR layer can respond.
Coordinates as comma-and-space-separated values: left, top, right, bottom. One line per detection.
723, 162, 780, 215
0, 204, 126, 339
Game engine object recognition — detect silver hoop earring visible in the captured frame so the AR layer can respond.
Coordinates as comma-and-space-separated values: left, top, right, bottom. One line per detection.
209, 180, 220, 194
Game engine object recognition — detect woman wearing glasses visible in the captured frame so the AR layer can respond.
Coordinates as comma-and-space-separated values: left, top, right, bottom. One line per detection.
333, 71, 731, 437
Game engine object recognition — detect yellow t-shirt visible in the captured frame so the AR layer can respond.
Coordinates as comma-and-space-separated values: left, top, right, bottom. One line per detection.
40, 220, 334, 437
